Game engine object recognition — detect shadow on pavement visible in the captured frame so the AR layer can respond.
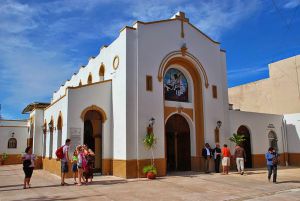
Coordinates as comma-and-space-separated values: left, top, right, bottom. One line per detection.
10, 194, 105, 201
276, 181, 300, 184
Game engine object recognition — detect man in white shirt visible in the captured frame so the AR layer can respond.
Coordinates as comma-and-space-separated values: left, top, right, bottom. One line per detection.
61, 139, 71, 186
202, 143, 212, 173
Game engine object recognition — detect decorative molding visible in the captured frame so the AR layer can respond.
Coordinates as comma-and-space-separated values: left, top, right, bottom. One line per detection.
80, 105, 107, 122
113, 55, 120, 70
158, 50, 209, 88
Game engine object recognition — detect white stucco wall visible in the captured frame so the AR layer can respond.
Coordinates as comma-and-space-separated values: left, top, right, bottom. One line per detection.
0, 120, 28, 154
284, 113, 300, 153
126, 19, 228, 160
68, 81, 112, 159
44, 95, 68, 158
229, 110, 284, 154
31, 109, 45, 155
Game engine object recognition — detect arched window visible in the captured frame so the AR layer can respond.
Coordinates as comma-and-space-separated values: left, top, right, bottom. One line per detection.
79, 80, 82, 86
8, 138, 17, 149
268, 131, 278, 151
99, 64, 105, 81
164, 68, 188, 102
87, 73, 92, 84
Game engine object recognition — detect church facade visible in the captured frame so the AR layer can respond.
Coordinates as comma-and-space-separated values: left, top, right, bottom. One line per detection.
16, 12, 295, 178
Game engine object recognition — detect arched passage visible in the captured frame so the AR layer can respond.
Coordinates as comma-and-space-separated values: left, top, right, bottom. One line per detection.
165, 114, 191, 171
49, 118, 54, 158
57, 113, 63, 149
83, 109, 104, 173
268, 131, 278, 151
237, 125, 252, 168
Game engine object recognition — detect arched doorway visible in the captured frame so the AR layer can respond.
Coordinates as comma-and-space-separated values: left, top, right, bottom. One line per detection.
237, 126, 252, 168
268, 131, 278, 152
166, 114, 191, 171
83, 110, 102, 173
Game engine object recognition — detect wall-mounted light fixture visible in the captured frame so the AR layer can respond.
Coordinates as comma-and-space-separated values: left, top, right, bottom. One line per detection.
217, 120, 222, 129
149, 117, 155, 128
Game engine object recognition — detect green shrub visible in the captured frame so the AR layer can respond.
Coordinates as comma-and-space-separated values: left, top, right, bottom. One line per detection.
143, 165, 157, 175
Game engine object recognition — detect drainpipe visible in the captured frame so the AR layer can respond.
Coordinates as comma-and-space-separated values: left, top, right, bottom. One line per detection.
136, 28, 140, 179
282, 118, 288, 166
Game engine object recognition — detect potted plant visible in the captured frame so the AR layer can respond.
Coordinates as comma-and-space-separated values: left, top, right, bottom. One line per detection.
143, 165, 157, 179
0, 153, 8, 165
143, 127, 157, 179
229, 133, 246, 146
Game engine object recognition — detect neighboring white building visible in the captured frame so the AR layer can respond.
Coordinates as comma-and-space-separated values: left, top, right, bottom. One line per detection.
1, 12, 296, 178
0, 119, 29, 165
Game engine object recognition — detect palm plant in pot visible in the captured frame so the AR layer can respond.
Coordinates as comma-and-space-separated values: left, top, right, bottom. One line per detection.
229, 133, 246, 146
143, 121, 157, 179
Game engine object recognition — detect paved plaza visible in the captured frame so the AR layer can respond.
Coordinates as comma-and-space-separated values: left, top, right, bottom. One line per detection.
0, 165, 299, 201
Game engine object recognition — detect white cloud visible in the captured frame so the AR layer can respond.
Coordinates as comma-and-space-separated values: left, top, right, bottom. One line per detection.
227, 66, 269, 79
283, 0, 300, 9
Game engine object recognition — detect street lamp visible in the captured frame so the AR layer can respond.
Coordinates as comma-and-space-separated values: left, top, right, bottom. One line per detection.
217, 121, 222, 129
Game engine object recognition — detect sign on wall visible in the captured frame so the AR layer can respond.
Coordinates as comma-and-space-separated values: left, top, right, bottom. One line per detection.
69, 128, 81, 153
164, 68, 188, 102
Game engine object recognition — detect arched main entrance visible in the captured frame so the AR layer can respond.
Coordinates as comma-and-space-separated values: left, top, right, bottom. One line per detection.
159, 51, 207, 172
166, 114, 191, 171
237, 125, 252, 168
83, 110, 103, 173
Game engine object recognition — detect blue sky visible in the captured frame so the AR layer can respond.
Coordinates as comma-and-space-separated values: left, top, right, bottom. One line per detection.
0, 0, 300, 119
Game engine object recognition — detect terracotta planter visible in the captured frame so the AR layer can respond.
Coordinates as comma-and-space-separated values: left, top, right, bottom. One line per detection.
146, 172, 156, 179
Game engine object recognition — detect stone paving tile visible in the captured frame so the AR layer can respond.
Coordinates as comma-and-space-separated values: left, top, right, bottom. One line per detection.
0, 165, 299, 201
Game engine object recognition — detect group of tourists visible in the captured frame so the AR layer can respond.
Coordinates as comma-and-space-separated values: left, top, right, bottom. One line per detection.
21, 139, 96, 189
61, 139, 95, 186
21, 139, 280, 189
202, 143, 279, 183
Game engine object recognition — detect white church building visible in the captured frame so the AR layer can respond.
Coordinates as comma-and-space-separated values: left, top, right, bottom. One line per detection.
2, 12, 298, 178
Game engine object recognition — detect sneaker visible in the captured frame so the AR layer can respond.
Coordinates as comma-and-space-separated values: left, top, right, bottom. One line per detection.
241, 171, 244, 175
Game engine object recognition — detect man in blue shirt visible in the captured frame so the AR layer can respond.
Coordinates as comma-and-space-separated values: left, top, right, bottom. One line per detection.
265, 147, 279, 183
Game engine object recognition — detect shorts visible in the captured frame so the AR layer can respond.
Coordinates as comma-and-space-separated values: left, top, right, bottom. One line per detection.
23, 167, 34, 178
61, 161, 69, 173
72, 163, 78, 172
222, 157, 230, 166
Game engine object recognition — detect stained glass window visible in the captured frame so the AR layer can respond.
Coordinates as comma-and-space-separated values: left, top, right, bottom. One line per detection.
164, 68, 188, 102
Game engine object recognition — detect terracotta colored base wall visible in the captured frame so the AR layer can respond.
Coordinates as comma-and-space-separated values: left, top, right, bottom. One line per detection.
252, 153, 289, 168
191, 156, 204, 171
1, 154, 22, 165
43, 157, 73, 178
252, 154, 266, 168
113, 158, 166, 179
102, 159, 112, 175
288, 153, 300, 166
42, 158, 113, 178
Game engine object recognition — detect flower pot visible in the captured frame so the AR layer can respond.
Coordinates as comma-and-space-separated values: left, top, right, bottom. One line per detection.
146, 172, 156, 179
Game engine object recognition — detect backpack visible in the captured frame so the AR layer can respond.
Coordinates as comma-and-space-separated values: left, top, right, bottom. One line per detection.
272, 155, 280, 165
55, 145, 65, 160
